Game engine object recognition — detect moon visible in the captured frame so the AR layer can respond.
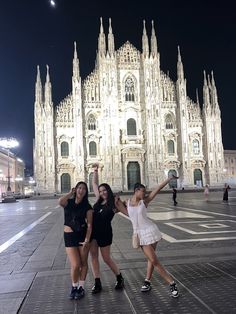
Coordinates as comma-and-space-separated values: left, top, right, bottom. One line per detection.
50, 0, 56, 7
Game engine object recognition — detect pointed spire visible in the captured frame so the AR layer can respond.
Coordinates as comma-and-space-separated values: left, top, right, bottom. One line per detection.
45, 65, 52, 105
211, 70, 219, 108
196, 88, 200, 105
108, 18, 115, 56
177, 46, 184, 81
73, 41, 80, 79
142, 20, 149, 58
203, 70, 210, 109
35, 65, 42, 103
98, 17, 106, 56
151, 20, 158, 57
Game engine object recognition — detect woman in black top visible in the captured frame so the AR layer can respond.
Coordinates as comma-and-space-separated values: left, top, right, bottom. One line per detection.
59, 181, 93, 300
90, 164, 124, 293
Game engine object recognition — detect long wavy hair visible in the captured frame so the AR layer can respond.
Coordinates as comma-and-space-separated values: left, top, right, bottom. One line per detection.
73, 181, 90, 208
94, 183, 115, 210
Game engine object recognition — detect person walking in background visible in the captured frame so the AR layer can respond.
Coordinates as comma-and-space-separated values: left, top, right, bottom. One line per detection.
59, 182, 93, 300
89, 164, 125, 294
223, 183, 231, 202
115, 175, 179, 298
204, 184, 210, 201
172, 188, 178, 206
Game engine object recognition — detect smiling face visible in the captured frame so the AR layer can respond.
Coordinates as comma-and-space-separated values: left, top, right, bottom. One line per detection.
99, 185, 108, 201
75, 183, 87, 200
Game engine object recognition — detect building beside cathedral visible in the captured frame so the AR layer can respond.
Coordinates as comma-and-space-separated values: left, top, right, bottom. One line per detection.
34, 18, 226, 193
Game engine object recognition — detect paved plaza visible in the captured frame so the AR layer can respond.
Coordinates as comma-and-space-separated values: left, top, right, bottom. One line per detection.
0, 190, 236, 313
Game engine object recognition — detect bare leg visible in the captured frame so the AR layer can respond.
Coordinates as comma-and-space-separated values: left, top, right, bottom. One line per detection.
90, 239, 100, 278
78, 245, 90, 281
66, 247, 81, 284
100, 245, 120, 275
142, 244, 173, 284
143, 242, 156, 280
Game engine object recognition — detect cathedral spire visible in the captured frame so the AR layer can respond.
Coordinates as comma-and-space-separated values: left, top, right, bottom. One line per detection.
108, 18, 115, 56
211, 70, 219, 110
177, 46, 185, 82
35, 65, 42, 103
151, 20, 158, 57
142, 20, 149, 58
98, 17, 106, 56
196, 88, 200, 106
44, 64, 52, 105
203, 70, 210, 110
73, 41, 80, 79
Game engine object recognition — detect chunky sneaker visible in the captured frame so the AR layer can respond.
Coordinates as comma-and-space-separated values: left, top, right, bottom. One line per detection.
115, 275, 124, 290
141, 280, 151, 292
170, 282, 179, 298
75, 286, 85, 300
92, 281, 102, 294
69, 287, 78, 300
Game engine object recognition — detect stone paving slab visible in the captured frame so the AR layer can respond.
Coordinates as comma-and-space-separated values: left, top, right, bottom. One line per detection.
18, 260, 236, 314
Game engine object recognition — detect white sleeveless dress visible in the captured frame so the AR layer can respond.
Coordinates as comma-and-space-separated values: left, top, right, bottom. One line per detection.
127, 199, 162, 245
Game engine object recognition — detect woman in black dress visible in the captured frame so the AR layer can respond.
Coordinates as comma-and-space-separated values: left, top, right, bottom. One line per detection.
90, 164, 124, 293
59, 181, 93, 300
223, 183, 231, 202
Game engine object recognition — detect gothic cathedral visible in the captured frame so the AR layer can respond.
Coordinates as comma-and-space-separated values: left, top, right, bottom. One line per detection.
34, 18, 224, 193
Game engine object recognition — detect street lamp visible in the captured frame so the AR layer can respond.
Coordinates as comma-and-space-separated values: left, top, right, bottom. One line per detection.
0, 137, 19, 192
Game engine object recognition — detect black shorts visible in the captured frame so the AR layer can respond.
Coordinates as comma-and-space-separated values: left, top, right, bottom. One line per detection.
91, 230, 113, 248
64, 231, 86, 247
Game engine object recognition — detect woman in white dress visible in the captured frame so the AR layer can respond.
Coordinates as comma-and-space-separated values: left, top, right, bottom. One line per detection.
115, 175, 179, 298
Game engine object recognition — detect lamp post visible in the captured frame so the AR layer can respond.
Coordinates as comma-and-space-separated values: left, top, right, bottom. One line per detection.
0, 138, 19, 192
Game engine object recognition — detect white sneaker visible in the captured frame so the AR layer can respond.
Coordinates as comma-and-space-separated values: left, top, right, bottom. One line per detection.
170, 282, 179, 298
141, 280, 151, 292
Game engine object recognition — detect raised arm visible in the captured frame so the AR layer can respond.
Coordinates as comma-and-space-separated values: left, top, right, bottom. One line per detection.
115, 195, 129, 216
144, 175, 178, 205
92, 164, 100, 200
59, 188, 75, 207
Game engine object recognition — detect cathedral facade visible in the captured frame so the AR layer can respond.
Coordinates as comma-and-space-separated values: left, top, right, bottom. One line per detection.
34, 18, 225, 193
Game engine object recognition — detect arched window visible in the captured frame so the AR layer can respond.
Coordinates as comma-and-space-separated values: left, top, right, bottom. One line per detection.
167, 140, 175, 155
127, 118, 137, 136
61, 173, 71, 193
125, 77, 135, 102
89, 141, 97, 156
88, 114, 96, 130
193, 139, 200, 155
165, 114, 173, 129
61, 141, 69, 157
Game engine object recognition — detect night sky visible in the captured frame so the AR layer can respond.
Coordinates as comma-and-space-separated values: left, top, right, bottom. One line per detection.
0, 0, 235, 170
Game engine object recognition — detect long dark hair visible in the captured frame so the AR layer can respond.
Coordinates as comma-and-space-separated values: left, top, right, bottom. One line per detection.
94, 183, 115, 210
74, 181, 90, 208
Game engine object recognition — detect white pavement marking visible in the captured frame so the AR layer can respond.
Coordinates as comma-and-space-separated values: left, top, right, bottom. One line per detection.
123, 289, 138, 314
175, 206, 236, 218
148, 211, 212, 220
0, 212, 52, 254
165, 222, 236, 235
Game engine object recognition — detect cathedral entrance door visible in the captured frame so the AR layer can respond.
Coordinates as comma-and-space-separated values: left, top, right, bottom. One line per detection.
61, 173, 71, 193
127, 162, 141, 190
194, 169, 203, 187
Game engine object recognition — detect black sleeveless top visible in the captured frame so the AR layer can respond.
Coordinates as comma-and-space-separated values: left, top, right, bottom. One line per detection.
92, 202, 115, 234
64, 198, 92, 232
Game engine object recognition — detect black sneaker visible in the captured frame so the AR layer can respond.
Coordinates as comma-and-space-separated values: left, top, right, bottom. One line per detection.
141, 280, 151, 292
69, 287, 78, 300
92, 281, 102, 294
170, 282, 179, 298
115, 275, 124, 290
75, 286, 85, 300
